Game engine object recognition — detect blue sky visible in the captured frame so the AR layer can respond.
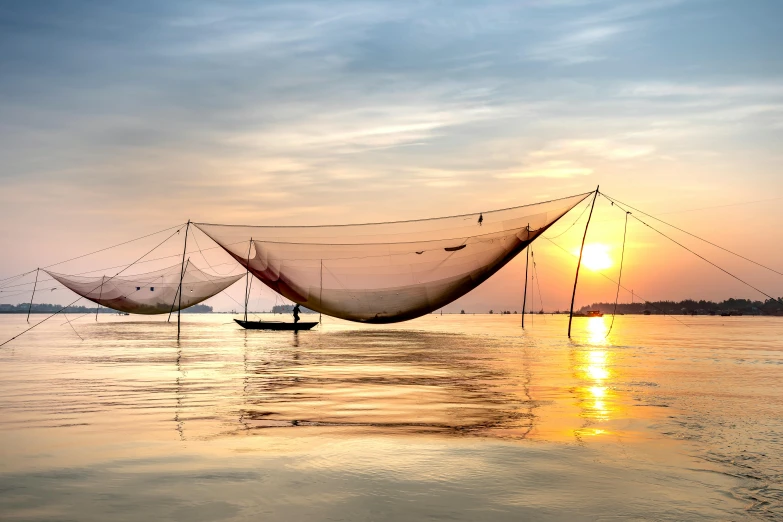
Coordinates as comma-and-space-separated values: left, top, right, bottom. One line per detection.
1, 0, 782, 310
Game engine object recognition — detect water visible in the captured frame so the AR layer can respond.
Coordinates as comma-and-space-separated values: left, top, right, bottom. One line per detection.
0, 314, 781, 521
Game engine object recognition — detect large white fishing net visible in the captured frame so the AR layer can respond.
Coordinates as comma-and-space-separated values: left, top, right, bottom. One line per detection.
46, 262, 243, 315
196, 193, 591, 323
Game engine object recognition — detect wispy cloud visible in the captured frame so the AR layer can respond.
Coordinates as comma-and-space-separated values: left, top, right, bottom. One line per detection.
496, 160, 593, 179
527, 25, 626, 64
533, 139, 656, 160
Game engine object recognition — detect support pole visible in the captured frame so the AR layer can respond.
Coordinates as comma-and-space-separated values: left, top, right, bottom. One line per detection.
177, 221, 190, 340
522, 225, 529, 329
243, 239, 252, 323
568, 186, 600, 338
27, 268, 39, 323
319, 259, 323, 326
95, 275, 105, 321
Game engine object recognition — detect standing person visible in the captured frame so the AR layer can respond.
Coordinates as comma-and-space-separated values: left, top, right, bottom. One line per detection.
292, 303, 301, 324
478, 213, 483, 226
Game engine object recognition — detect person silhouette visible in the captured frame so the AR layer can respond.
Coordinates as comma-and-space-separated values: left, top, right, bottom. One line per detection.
478, 213, 483, 226
292, 303, 301, 323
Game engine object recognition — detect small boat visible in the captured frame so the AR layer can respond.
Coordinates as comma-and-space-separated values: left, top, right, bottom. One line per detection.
234, 319, 318, 331
573, 310, 603, 318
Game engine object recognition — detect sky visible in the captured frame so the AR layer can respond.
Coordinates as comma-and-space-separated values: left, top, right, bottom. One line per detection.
1, 0, 782, 313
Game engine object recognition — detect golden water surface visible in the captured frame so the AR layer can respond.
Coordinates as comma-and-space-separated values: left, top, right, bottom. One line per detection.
0, 314, 781, 520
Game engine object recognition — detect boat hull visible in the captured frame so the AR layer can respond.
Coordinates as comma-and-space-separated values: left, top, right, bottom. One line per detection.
234, 319, 318, 331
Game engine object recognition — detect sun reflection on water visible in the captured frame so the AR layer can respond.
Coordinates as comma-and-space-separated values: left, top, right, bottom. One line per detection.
572, 317, 617, 436
587, 316, 608, 345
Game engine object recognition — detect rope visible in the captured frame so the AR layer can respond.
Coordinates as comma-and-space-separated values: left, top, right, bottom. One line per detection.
0, 222, 186, 284
191, 228, 237, 276
606, 212, 630, 338
605, 197, 777, 301
599, 192, 783, 277
0, 226, 184, 348
0, 257, 241, 291
193, 192, 592, 230
531, 249, 546, 320
545, 198, 592, 239
0, 270, 36, 290
61, 312, 84, 341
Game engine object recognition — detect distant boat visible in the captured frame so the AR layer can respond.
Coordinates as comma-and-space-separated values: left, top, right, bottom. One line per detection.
573, 310, 603, 318
234, 319, 318, 331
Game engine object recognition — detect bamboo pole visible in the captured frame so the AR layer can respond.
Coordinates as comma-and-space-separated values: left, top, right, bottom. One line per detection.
176, 221, 190, 340
27, 269, 39, 323
568, 187, 599, 338
522, 225, 529, 329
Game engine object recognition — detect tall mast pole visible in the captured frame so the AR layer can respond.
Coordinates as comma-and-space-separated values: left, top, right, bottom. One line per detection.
176, 220, 190, 340
243, 238, 252, 323
568, 187, 599, 338
522, 225, 529, 329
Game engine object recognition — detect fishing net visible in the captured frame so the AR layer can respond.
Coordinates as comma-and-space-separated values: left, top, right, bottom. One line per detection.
45, 262, 243, 315
196, 193, 591, 323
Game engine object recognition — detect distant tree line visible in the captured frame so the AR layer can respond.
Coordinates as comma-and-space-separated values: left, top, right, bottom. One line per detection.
577, 298, 783, 316
271, 304, 315, 314
0, 303, 213, 314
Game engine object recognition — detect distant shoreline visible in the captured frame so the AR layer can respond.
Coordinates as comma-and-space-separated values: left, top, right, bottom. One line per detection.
2, 299, 781, 316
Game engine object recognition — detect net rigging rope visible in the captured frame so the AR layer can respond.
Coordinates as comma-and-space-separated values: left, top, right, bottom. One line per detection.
195, 192, 593, 231
604, 196, 778, 301
0, 222, 186, 285
191, 228, 238, 276
1, 226, 184, 348
599, 192, 783, 277
531, 249, 546, 319
544, 198, 593, 240
606, 211, 630, 338
0, 257, 241, 292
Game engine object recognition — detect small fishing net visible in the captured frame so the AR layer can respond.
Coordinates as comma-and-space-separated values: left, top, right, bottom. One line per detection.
46, 262, 243, 315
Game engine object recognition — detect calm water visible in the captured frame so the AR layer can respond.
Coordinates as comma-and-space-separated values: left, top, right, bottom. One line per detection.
0, 314, 781, 521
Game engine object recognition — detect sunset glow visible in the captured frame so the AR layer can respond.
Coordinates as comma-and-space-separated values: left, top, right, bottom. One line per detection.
577, 244, 613, 272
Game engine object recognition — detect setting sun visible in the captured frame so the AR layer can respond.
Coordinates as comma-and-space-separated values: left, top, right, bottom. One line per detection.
577, 243, 613, 271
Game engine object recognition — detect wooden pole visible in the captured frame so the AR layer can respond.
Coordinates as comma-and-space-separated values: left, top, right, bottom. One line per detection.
27, 268, 39, 323
177, 221, 190, 340
243, 238, 252, 323
522, 225, 529, 329
568, 187, 600, 338
319, 259, 323, 326
95, 275, 105, 321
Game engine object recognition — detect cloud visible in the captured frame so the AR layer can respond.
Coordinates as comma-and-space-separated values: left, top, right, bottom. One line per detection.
533, 139, 656, 160
496, 160, 593, 179
527, 25, 626, 64
621, 82, 783, 99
